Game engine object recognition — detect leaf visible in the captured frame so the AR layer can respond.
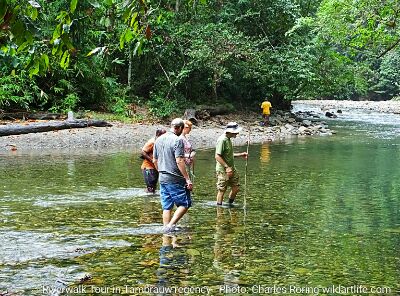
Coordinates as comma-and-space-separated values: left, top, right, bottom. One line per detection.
41, 54, 49, 69
60, 50, 69, 69
119, 33, 125, 49
52, 44, 59, 56
70, 0, 78, 13
33, 9, 39, 21
124, 29, 134, 43
29, 59, 40, 77
52, 24, 61, 41
17, 41, 30, 53
130, 12, 138, 27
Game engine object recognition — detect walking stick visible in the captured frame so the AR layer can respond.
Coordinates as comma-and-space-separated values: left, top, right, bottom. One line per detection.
242, 125, 251, 270
244, 126, 250, 210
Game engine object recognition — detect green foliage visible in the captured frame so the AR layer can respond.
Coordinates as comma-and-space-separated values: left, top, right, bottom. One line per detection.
373, 49, 400, 98
84, 111, 143, 123
0, 71, 41, 109
316, 0, 400, 58
102, 76, 133, 115
147, 93, 178, 118
2, 0, 400, 115
47, 78, 79, 112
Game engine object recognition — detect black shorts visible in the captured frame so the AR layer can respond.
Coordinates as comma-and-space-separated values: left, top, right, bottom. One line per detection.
142, 169, 159, 192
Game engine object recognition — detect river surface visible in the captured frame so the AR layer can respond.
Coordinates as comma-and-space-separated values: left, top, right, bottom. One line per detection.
1, 104, 399, 295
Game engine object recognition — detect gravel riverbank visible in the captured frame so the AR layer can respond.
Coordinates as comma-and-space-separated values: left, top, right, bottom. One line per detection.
2, 100, 398, 154
0, 111, 326, 154
294, 99, 400, 114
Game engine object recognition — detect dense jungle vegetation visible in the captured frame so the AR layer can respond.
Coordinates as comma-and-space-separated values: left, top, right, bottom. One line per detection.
1, 0, 400, 118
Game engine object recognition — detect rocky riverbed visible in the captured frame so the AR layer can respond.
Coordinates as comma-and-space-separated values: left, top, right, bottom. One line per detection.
3, 99, 398, 153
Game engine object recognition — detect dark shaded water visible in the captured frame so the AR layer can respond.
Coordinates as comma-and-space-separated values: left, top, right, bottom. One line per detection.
1, 109, 399, 295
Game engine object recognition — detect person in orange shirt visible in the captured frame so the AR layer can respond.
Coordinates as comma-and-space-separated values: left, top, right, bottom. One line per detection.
141, 128, 166, 193
261, 98, 272, 126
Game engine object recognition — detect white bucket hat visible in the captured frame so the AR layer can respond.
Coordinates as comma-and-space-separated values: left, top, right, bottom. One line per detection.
225, 122, 242, 134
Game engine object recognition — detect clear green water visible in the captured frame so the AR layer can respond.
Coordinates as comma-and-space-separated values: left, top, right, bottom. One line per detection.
0, 117, 399, 295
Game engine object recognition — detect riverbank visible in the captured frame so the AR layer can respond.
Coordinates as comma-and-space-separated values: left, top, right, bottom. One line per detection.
0, 110, 331, 153
294, 99, 400, 114
6, 98, 399, 153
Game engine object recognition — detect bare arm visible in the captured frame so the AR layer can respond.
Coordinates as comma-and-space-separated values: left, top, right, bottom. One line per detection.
216, 153, 234, 177
215, 154, 229, 169
176, 157, 192, 190
141, 150, 153, 163
152, 158, 158, 171
234, 152, 248, 158
176, 157, 190, 180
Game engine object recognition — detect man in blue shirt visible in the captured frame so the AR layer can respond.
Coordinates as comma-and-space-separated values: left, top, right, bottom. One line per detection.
153, 118, 193, 233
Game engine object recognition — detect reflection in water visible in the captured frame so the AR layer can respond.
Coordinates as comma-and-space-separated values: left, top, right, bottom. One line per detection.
66, 159, 76, 177
213, 207, 243, 289
260, 143, 271, 164
156, 234, 190, 293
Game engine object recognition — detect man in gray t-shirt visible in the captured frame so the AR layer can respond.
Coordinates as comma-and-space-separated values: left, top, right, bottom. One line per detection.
153, 118, 193, 233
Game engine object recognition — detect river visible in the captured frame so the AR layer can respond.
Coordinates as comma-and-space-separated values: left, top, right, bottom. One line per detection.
1, 103, 399, 295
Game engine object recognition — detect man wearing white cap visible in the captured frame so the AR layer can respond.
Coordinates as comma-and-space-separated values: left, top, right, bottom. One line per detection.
153, 118, 193, 233
215, 122, 248, 206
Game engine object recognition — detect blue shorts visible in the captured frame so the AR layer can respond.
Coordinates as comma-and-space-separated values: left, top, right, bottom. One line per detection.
160, 182, 192, 210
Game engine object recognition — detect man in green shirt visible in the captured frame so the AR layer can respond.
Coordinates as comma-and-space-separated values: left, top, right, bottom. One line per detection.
215, 122, 248, 206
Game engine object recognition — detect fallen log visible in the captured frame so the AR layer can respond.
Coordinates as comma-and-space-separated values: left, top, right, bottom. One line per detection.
0, 119, 112, 137
196, 105, 233, 116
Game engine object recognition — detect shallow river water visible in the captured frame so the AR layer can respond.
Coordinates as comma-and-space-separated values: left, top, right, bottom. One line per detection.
1, 104, 399, 295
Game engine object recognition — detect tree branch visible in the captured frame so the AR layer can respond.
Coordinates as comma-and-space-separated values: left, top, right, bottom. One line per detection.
377, 38, 400, 59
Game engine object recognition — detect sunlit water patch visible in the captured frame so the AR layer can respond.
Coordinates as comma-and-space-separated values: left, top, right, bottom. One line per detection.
31, 187, 158, 207
0, 230, 132, 265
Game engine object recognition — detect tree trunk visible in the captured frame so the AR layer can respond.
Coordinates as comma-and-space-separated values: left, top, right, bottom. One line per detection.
213, 73, 218, 101
0, 119, 112, 137
128, 44, 132, 88
183, 108, 198, 125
